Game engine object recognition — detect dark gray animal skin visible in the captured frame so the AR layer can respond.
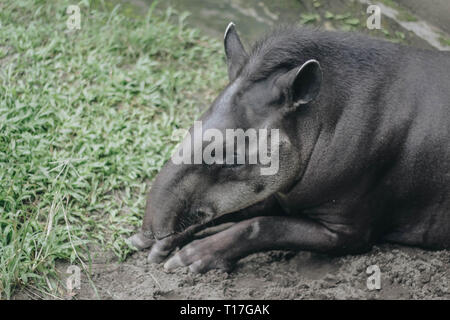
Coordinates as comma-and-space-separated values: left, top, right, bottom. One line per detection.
129, 24, 450, 273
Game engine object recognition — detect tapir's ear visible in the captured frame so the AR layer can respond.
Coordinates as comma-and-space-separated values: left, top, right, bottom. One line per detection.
224, 22, 248, 81
282, 59, 322, 107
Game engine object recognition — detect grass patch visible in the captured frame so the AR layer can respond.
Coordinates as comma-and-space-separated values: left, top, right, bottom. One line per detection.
439, 36, 450, 47
0, 0, 226, 299
396, 11, 418, 22
378, 0, 417, 22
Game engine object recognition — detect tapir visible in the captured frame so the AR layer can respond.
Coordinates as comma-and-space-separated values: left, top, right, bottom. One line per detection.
129, 24, 450, 273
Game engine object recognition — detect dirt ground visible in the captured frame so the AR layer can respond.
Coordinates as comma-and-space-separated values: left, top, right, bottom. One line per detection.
59, 243, 449, 300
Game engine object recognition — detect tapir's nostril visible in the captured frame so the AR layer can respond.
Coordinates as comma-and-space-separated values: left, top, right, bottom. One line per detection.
142, 229, 154, 239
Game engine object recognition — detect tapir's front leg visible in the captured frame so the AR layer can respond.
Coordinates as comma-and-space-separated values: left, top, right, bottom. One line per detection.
164, 216, 362, 273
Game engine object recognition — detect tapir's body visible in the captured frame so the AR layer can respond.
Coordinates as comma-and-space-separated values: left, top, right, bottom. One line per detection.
130, 26, 450, 273
270, 30, 450, 250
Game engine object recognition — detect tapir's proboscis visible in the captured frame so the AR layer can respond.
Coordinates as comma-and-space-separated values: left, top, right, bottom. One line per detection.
129, 24, 450, 273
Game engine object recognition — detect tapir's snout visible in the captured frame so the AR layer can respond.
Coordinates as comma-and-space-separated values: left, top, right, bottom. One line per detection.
127, 184, 182, 250
145, 184, 186, 241
132, 155, 186, 239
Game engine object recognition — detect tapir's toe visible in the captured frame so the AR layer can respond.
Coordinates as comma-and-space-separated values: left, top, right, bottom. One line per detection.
127, 232, 154, 251
147, 240, 172, 263
163, 238, 233, 273
163, 254, 184, 271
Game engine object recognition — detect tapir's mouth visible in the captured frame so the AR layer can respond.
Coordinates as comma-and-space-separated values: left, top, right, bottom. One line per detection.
153, 217, 212, 241
154, 232, 176, 241
155, 215, 222, 241
155, 204, 258, 242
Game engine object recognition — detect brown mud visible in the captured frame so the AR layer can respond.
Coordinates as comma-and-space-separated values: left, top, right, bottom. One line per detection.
62, 244, 449, 300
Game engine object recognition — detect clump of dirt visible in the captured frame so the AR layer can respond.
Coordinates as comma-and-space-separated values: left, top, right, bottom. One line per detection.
60, 244, 448, 300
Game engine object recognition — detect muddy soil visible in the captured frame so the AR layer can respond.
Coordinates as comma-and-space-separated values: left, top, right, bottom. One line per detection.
58, 244, 448, 300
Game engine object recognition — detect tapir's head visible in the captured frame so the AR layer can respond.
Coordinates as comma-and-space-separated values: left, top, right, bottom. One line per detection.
140, 24, 323, 241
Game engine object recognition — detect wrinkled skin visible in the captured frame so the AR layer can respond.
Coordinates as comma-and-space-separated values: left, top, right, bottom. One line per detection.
129, 24, 450, 273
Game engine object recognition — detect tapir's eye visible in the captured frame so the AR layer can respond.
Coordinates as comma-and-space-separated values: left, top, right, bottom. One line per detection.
272, 89, 286, 106
274, 93, 285, 105
270, 85, 286, 106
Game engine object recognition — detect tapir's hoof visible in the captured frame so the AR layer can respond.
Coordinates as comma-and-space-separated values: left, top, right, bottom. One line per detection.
127, 232, 154, 250
147, 240, 172, 264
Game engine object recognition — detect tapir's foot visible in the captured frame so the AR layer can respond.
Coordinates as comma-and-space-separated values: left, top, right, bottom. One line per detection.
163, 222, 246, 273
164, 235, 235, 273
147, 237, 175, 263
147, 230, 198, 263
146, 223, 227, 264
127, 232, 154, 250
127, 230, 191, 263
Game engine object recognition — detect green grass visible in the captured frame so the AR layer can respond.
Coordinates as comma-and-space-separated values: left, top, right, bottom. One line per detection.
0, 0, 226, 299
439, 36, 450, 47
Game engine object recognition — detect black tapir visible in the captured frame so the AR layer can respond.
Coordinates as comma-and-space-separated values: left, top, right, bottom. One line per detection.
129, 24, 450, 273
